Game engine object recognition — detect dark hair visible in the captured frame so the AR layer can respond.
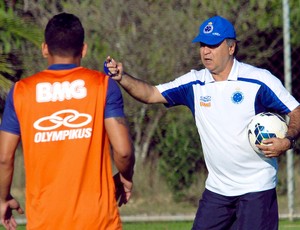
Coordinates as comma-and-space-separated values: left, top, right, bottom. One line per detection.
45, 13, 84, 57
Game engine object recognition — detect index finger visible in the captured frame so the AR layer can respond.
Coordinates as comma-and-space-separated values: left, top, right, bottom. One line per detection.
106, 56, 112, 63
106, 56, 117, 65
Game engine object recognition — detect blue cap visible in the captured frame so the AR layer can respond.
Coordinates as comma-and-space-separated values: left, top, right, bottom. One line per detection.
192, 16, 236, 45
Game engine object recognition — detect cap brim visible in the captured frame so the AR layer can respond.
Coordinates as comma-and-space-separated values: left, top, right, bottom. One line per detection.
192, 35, 225, 45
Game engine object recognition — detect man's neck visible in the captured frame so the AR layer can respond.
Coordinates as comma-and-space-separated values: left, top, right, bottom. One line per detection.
211, 59, 234, 81
47, 55, 81, 66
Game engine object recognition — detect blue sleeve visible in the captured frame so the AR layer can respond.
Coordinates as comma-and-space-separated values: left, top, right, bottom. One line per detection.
0, 85, 21, 135
104, 78, 125, 118
161, 82, 196, 108
245, 77, 297, 115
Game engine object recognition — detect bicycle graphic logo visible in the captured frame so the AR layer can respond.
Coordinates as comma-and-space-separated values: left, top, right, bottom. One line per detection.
34, 109, 92, 131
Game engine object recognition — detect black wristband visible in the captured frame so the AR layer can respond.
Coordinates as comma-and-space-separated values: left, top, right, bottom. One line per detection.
286, 136, 296, 149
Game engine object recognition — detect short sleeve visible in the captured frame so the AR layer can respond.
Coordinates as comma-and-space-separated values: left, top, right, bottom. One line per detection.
0, 85, 21, 135
104, 78, 125, 118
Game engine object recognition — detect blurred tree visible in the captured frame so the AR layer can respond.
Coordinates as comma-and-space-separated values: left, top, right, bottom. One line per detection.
0, 1, 42, 113
8, 0, 300, 158
88, 0, 300, 200
156, 107, 205, 201
2, 0, 300, 202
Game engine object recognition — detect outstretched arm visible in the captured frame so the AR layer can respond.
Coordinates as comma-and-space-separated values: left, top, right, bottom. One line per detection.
105, 57, 167, 104
0, 131, 24, 229
105, 117, 135, 206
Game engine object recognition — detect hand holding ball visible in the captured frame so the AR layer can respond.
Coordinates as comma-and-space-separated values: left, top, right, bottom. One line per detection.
248, 112, 288, 154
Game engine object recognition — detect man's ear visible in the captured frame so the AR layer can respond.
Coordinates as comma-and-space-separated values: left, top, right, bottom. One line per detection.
81, 43, 88, 58
41, 43, 49, 58
229, 42, 236, 56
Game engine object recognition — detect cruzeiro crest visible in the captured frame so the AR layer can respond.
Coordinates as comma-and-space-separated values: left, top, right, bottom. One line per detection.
231, 91, 244, 104
203, 22, 213, 34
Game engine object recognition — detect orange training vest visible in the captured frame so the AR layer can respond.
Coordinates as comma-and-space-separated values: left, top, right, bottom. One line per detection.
13, 67, 121, 230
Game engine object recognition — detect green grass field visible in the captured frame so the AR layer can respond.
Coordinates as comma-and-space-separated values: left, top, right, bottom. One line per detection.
1, 219, 300, 230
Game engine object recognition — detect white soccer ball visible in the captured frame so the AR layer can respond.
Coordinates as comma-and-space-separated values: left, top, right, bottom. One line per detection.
247, 112, 288, 154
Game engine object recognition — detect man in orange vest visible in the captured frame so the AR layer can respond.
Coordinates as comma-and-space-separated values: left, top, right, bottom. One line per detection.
0, 12, 135, 230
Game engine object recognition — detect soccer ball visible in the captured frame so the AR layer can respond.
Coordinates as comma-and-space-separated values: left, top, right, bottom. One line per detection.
247, 112, 288, 154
